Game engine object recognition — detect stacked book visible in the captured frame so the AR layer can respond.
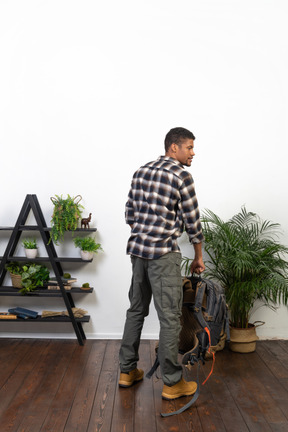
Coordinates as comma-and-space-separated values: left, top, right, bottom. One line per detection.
7, 307, 38, 319
47, 276, 77, 291
0, 312, 17, 320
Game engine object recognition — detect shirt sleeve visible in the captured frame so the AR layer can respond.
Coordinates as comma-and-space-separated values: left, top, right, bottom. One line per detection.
125, 184, 135, 226
179, 172, 204, 244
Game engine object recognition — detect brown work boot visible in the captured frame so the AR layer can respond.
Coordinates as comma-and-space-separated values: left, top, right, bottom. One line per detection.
119, 368, 144, 387
162, 377, 197, 400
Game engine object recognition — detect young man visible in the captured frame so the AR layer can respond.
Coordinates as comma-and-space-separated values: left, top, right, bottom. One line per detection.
119, 127, 205, 399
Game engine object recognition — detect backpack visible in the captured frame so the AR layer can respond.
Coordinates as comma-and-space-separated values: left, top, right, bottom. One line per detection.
146, 274, 229, 417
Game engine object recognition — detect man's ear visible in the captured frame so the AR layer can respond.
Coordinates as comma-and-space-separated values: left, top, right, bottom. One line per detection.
171, 143, 178, 153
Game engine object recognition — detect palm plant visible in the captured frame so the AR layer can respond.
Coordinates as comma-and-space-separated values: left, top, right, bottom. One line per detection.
200, 206, 288, 328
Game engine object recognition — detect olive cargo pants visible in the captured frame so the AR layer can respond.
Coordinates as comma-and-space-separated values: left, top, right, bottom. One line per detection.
119, 252, 183, 386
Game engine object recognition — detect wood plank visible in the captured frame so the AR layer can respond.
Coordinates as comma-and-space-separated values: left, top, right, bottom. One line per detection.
0, 339, 34, 388
87, 339, 120, 432
39, 340, 93, 431
186, 359, 227, 432
16, 340, 78, 432
0, 338, 288, 432
109, 340, 135, 432
0, 340, 61, 431
110, 383, 135, 431
0, 339, 40, 418
197, 352, 249, 432
64, 340, 107, 432
215, 348, 273, 432
259, 340, 288, 378
134, 340, 157, 432
278, 340, 288, 354
246, 342, 288, 431
88, 369, 117, 432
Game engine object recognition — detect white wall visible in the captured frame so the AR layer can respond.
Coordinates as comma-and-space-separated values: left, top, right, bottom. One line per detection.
0, 0, 287, 340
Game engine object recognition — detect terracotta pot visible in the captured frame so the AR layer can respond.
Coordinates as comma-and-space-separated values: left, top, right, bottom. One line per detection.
229, 322, 264, 353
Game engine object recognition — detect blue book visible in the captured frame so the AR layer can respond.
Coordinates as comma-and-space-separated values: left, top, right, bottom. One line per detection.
8, 307, 38, 319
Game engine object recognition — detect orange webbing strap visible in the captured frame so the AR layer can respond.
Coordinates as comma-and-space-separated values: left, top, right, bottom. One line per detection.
202, 326, 215, 386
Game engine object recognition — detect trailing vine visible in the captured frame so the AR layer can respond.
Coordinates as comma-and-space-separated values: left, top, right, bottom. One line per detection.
50, 194, 84, 244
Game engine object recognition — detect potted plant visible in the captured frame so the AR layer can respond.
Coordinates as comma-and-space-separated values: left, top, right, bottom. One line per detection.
199, 206, 288, 352
5, 261, 50, 294
49, 194, 84, 244
5, 262, 23, 288
73, 236, 102, 261
20, 263, 50, 294
22, 238, 38, 259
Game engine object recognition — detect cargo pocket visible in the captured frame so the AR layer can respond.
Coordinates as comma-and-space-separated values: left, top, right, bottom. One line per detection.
161, 276, 183, 312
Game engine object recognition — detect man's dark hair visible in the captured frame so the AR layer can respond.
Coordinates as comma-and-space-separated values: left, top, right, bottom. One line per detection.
164, 127, 195, 152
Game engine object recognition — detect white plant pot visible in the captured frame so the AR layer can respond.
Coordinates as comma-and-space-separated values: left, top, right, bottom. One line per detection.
80, 250, 93, 261
25, 248, 38, 259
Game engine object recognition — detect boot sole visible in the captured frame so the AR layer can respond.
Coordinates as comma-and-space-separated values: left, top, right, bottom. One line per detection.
162, 385, 197, 400
119, 376, 143, 388
162, 390, 196, 400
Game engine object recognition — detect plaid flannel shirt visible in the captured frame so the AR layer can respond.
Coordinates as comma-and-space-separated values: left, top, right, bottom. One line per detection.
125, 155, 204, 259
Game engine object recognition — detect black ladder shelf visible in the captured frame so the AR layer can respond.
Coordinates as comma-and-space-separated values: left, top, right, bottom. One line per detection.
0, 194, 96, 345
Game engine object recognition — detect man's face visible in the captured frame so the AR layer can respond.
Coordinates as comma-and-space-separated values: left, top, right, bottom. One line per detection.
173, 139, 195, 167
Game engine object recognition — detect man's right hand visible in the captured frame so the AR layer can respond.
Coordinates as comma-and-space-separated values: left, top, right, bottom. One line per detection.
190, 257, 205, 275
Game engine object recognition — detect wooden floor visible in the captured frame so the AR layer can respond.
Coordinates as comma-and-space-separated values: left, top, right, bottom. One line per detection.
0, 339, 288, 432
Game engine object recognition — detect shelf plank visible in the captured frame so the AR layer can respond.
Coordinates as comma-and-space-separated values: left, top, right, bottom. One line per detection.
0, 257, 93, 263
0, 286, 94, 296
0, 315, 90, 322
0, 226, 97, 232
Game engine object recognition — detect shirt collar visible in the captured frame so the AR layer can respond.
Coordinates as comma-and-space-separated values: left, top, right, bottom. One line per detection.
159, 155, 184, 169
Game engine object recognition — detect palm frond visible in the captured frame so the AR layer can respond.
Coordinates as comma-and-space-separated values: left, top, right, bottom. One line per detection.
200, 206, 288, 328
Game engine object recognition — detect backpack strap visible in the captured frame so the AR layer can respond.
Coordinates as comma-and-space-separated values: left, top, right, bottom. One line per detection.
146, 355, 160, 379
202, 326, 215, 385
161, 326, 215, 417
161, 362, 201, 417
193, 278, 210, 330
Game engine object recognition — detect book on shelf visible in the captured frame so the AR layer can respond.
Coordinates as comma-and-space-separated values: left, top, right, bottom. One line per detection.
48, 276, 77, 284
0, 312, 17, 320
47, 285, 72, 291
8, 307, 38, 319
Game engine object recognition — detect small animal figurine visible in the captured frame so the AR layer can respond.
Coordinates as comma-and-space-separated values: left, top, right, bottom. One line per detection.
81, 213, 92, 229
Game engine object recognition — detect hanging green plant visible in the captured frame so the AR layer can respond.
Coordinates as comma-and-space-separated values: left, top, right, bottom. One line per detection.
49, 194, 84, 244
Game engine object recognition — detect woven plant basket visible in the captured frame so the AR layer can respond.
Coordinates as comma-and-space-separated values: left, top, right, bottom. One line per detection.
10, 273, 22, 289
229, 322, 264, 353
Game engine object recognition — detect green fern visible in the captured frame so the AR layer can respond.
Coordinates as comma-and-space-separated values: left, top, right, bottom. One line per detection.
50, 194, 84, 244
